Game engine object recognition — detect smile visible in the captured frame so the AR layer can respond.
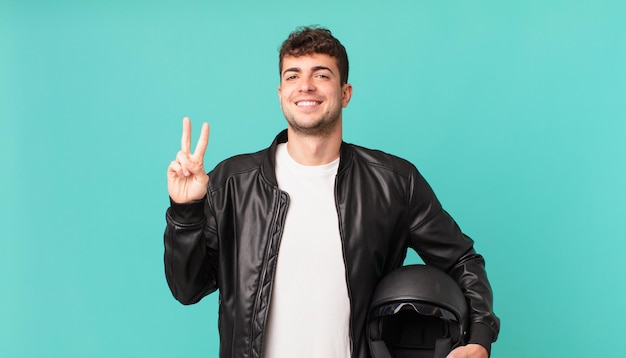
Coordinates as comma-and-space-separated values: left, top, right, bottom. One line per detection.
296, 100, 322, 107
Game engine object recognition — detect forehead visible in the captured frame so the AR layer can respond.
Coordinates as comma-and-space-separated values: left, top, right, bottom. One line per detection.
281, 53, 339, 73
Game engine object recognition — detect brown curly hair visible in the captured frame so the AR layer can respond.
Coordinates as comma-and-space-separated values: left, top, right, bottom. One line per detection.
279, 26, 349, 85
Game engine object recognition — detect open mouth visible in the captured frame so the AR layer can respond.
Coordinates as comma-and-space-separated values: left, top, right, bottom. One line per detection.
295, 100, 322, 107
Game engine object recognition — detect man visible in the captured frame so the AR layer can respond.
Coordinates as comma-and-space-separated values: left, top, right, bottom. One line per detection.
165, 26, 499, 358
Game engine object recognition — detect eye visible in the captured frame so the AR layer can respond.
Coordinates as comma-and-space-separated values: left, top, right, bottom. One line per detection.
284, 74, 298, 81
315, 73, 330, 79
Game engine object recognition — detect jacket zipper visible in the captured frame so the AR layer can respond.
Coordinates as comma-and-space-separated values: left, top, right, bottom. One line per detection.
334, 173, 354, 356
249, 188, 289, 358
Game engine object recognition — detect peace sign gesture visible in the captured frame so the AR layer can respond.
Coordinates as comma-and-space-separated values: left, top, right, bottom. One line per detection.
167, 117, 210, 203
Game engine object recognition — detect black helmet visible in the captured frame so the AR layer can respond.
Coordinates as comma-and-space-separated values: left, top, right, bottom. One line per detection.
368, 264, 469, 358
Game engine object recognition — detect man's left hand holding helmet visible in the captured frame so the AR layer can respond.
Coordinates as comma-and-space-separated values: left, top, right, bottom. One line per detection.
447, 344, 489, 358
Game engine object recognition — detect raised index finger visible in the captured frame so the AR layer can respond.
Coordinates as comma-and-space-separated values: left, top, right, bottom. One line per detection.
193, 122, 210, 161
181, 117, 192, 153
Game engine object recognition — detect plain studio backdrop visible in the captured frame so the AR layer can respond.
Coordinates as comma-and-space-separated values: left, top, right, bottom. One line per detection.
1, 1, 625, 357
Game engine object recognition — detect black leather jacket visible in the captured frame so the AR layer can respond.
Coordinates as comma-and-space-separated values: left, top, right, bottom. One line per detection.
164, 130, 500, 358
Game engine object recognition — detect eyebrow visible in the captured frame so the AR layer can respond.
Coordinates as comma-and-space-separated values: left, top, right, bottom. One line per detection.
282, 66, 335, 76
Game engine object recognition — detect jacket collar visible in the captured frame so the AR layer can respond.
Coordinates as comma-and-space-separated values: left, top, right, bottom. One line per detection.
261, 129, 354, 186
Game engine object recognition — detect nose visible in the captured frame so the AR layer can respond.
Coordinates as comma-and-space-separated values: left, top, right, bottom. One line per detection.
299, 77, 316, 92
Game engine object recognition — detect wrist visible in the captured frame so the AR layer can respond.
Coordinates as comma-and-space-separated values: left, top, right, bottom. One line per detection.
167, 197, 206, 223
467, 323, 497, 356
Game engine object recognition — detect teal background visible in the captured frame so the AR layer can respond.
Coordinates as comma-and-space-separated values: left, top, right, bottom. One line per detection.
2, 0, 625, 357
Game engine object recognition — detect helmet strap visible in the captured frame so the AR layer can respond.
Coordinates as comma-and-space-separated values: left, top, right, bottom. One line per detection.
369, 340, 392, 358
433, 338, 452, 358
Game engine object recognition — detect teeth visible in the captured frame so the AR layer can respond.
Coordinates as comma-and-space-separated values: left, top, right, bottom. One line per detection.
297, 101, 319, 106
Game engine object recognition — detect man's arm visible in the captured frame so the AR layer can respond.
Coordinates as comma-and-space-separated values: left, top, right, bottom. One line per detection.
164, 117, 218, 304
406, 167, 500, 355
164, 198, 219, 304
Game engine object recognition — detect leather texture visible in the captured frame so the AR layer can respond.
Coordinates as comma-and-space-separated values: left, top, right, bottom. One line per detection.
164, 130, 500, 358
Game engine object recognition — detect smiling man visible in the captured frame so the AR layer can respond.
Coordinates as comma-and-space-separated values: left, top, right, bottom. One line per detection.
279, 53, 351, 139
164, 26, 500, 358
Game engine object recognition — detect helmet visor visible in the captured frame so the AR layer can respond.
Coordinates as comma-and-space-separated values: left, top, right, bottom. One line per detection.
370, 301, 458, 322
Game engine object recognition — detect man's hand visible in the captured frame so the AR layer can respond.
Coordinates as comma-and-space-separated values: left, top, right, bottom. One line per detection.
447, 344, 489, 358
167, 117, 210, 203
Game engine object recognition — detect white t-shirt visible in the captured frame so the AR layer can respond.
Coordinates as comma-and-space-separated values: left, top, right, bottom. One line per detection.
262, 143, 351, 358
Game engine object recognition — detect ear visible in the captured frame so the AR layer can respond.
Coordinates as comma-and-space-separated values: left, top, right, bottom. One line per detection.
341, 83, 353, 108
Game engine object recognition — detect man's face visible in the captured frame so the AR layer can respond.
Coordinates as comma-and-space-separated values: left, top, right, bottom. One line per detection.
278, 53, 352, 137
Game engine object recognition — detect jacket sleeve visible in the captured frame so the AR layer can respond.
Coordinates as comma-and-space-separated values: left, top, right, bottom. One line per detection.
406, 168, 500, 353
164, 197, 219, 305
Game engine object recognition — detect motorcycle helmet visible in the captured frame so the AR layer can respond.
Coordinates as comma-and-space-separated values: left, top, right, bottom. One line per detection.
368, 264, 469, 358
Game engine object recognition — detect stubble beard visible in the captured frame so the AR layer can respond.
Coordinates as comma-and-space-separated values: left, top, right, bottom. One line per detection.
284, 106, 342, 138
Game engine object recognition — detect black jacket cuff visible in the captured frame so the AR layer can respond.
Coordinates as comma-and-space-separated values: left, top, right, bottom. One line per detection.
167, 197, 206, 224
468, 322, 498, 355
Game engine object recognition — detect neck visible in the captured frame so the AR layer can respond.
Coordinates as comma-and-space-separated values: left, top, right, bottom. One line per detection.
286, 126, 342, 166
